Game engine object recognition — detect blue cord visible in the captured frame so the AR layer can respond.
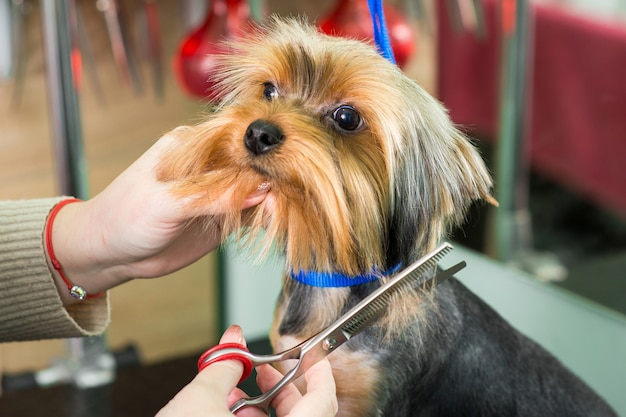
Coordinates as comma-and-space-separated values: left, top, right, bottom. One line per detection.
367, 0, 396, 65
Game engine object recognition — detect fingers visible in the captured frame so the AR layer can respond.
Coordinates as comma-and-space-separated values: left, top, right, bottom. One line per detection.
226, 388, 268, 417
241, 182, 271, 209
255, 364, 302, 413
158, 126, 272, 217
300, 359, 338, 415
214, 327, 267, 417
256, 359, 338, 417
219, 324, 247, 346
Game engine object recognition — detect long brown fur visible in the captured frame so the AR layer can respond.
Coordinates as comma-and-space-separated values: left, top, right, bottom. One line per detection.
158, 16, 494, 280
158, 16, 500, 415
156, 18, 620, 417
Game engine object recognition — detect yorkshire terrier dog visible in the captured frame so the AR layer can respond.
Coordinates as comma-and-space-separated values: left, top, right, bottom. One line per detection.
159, 17, 616, 417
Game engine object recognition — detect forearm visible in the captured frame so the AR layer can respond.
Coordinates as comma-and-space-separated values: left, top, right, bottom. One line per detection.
0, 198, 109, 342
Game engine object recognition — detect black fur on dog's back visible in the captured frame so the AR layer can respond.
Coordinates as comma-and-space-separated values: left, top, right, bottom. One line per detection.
372, 278, 617, 417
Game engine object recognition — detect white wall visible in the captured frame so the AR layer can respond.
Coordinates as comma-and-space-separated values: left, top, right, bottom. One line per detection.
221, 242, 284, 341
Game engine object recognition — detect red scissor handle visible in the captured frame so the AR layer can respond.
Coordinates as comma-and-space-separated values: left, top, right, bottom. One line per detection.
197, 343, 254, 384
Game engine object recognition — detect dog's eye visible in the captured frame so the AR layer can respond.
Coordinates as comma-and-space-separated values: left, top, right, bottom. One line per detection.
263, 83, 278, 101
332, 105, 362, 131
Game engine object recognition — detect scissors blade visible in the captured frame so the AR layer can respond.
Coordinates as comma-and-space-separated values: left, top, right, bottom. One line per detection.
327, 243, 458, 342
295, 243, 463, 375
344, 261, 466, 339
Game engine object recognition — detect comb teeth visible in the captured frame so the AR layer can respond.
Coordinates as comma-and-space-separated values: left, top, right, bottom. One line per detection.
340, 243, 452, 336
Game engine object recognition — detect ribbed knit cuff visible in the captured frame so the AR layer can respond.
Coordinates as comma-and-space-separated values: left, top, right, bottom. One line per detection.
0, 198, 110, 342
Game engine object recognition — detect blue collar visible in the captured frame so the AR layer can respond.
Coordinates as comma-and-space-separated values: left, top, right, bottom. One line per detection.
290, 264, 402, 288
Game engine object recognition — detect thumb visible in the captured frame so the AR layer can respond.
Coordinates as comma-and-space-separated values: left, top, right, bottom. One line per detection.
195, 325, 248, 398
155, 326, 249, 417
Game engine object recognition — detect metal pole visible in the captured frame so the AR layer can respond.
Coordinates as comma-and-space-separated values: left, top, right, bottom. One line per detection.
488, 0, 566, 281
489, 0, 533, 262
41, 0, 88, 198
41, 0, 115, 392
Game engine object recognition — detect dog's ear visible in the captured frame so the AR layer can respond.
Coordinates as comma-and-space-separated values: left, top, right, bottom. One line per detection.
386, 85, 497, 265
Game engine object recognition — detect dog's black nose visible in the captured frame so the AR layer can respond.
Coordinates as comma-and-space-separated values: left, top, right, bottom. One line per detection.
244, 120, 285, 155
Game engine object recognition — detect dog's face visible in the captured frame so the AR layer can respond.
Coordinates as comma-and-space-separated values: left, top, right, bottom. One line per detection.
159, 17, 495, 282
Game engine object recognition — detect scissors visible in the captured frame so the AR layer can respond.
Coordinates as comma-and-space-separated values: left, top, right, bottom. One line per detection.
199, 242, 466, 414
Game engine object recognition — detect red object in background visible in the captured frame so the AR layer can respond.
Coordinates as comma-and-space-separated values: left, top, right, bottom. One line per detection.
319, 0, 416, 68
173, 0, 250, 100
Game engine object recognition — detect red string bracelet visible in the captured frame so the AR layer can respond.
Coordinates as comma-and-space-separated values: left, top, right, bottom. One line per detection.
45, 198, 102, 300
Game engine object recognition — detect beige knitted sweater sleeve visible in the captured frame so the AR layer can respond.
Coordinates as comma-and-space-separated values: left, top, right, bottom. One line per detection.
0, 198, 110, 342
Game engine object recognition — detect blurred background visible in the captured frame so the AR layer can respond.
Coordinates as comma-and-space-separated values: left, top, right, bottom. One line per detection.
0, 0, 624, 415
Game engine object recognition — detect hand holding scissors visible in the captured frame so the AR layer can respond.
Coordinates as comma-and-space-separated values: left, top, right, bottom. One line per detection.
155, 325, 337, 417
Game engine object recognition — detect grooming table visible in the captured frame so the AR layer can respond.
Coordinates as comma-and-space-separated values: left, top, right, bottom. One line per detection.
440, 246, 626, 415
437, 0, 626, 216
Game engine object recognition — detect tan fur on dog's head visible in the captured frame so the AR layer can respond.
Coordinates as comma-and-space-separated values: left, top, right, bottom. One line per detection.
159, 16, 495, 320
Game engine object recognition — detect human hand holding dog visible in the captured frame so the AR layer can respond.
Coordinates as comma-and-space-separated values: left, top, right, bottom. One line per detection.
156, 325, 338, 417
47, 130, 269, 304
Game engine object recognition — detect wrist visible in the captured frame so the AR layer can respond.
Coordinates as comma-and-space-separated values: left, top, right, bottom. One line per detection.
45, 199, 121, 304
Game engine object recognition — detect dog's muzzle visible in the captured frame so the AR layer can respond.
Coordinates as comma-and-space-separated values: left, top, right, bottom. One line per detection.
244, 120, 285, 155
